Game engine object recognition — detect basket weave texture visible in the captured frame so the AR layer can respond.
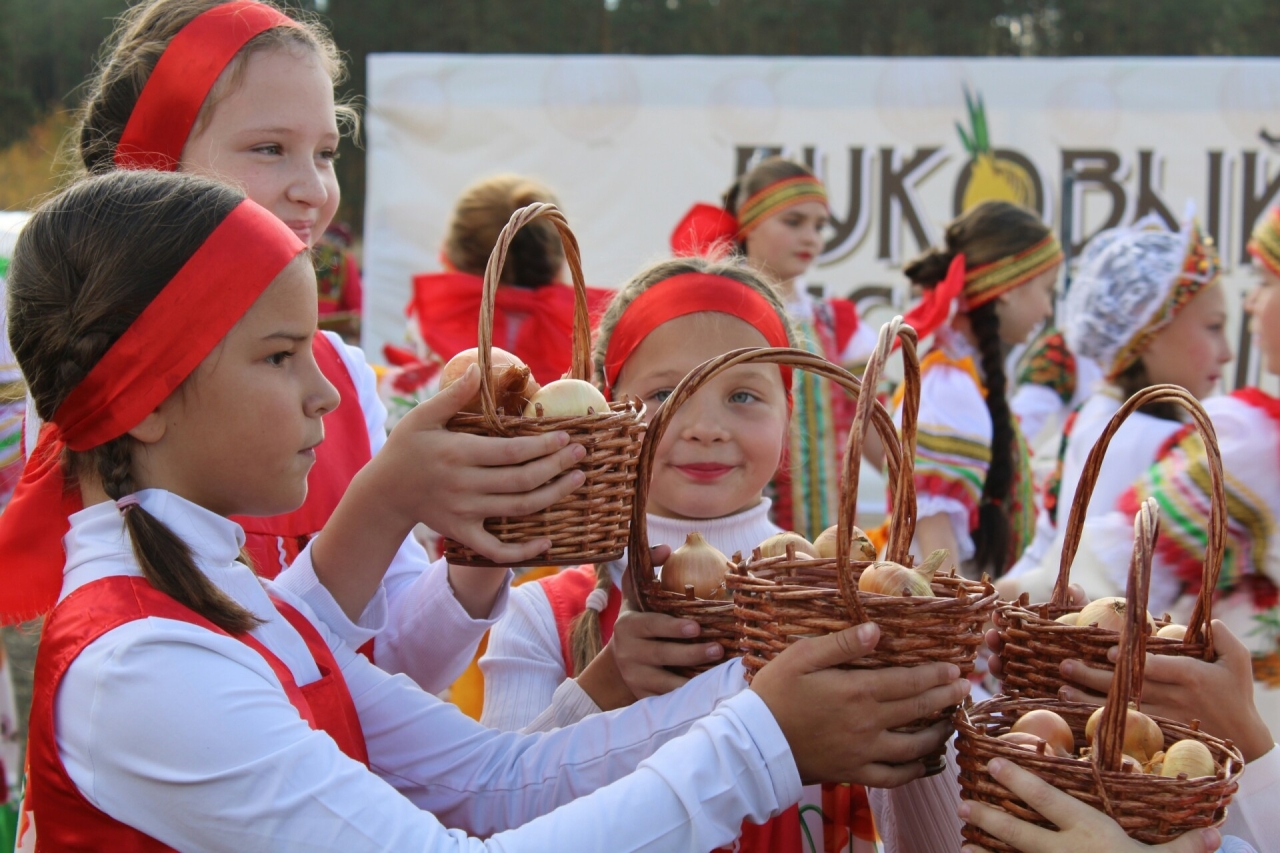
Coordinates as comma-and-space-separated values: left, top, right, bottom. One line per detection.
443, 203, 644, 567
957, 498, 1243, 850
623, 346, 905, 676
728, 318, 999, 771
997, 385, 1225, 698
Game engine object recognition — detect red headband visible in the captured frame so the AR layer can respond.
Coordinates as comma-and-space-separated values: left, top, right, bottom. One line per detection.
602, 273, 792, 398
115, 1, 299, 170
0, 200, 305, 622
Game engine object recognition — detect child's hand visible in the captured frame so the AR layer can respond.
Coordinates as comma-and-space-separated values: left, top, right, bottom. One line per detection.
379, 364, 588, 564
958, 758, 1221, 853
609, 607, 723, 698
985, 584, 1088, 683
1058, 619, 1275, 763
750, 622, 970, 787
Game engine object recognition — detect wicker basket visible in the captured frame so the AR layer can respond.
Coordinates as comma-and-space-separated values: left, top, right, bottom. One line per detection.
729, 318, 999, 772
622, 346, 906, 676
997, 384, 1225, 698
443, 203, 645, 567
957, 498, 1243, 850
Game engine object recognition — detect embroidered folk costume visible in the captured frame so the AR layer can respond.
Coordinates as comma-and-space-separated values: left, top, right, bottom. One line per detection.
1005, 218, 1219, 598
893, 237, 1063, 570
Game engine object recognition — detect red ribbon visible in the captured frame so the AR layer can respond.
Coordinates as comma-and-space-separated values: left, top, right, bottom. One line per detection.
114, 1, 298, 170
901, 253, 967, 344
0, 201, 305, 622
602, 273, 792, 399
669, 203, 740, 260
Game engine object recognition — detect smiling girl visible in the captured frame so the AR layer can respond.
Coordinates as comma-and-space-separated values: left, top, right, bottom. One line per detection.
672, 157, 876, 542
69, 0, 582, 691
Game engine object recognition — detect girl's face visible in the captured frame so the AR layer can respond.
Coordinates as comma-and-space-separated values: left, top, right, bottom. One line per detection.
1246, 266, 1280, 375
613, 311, 788, 521
1144, 282, 1232, 399
743, 200, 828, 286
181, 45, 340, 248
994, 263, 1059, 345
129, 256, 340, 517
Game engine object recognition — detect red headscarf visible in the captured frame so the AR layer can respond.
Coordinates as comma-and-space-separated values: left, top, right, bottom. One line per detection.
115, 1, 298, 171
602, 272, 793, 399
0, 200, 305, 623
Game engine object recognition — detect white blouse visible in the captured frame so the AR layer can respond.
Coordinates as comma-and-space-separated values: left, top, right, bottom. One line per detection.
49, 490, 801, 852
479, 500, 782, 733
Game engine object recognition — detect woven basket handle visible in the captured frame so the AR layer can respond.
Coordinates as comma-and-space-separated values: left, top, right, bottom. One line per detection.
835, 318, 921, 624
476, 202, 591, 435
1094, 497, 1160, 774
1051, 384, 1225, 656
624, 346, 905, 609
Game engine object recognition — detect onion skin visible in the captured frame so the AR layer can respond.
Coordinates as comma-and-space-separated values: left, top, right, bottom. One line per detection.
858, 562, 934, 597
1160, 739, 1216, 778
440, 347, 538, 415
659, 532, 731, 600
524, 379, 610, 418
1156, 624, 1188, 640
757, 532, 819, 560
814, 525, 877, 561
997, 732, 1051, 754
1077, 596, 1156, 635
1011, 710, 1074, 757
1085, 706, 1165, 762
1055, 612, 1081, 626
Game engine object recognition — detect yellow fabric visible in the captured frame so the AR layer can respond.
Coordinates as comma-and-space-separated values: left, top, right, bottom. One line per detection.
448, 564, 561, 720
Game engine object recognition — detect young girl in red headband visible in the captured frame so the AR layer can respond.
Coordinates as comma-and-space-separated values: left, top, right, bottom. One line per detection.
481, 258, 888, 852
672, 157, 877, 544
70, 0, 577, 692
3, 168, 965, 850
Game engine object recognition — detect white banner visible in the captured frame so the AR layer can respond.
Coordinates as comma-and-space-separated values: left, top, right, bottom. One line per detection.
363, 55, 1280, 387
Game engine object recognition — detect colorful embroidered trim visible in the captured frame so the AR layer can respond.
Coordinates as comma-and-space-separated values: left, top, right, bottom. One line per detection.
1016, 328, 1077, 406
963, 233, 1064, 309
736, 176, 828, 237
1108, 221, 1221, 380
1249, 207, 1280, 279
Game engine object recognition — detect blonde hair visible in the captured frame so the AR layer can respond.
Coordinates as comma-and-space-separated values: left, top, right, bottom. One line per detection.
568, 257, 796, 675
74, 0, 356, 175
444, 174, 564, 286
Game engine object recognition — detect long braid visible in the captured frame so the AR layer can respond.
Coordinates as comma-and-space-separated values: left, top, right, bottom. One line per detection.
968, 300, 1015, 575
567, 564, 612, 677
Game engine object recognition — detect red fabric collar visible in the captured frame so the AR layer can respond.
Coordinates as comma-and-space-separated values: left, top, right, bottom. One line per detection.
409, 271, 612, 386
115, 1, 298, 170
602, 273, 792, 399
0, 200, 305, 622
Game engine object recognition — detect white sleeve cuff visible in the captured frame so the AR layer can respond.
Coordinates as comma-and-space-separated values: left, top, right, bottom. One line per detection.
272, 541, 388, 649
915, 496, 976, 562
716, 689, 803, 813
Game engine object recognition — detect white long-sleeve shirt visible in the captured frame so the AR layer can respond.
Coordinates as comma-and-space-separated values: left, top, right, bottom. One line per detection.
50, 490, 801, 851
480, 500, 782, 732
321, 333, 504, 692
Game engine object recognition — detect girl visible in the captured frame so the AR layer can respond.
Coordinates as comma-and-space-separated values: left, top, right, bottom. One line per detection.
896, 200, 1061, 578
72, 0, 582, 691
3, 168, 965, 850
672, 157, 877, 541
1062, 206, 1280, 737
481, 258, 880, 852
1001, 217, 1231, 601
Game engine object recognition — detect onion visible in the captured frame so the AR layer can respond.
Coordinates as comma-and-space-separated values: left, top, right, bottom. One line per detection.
440, 347, 538, 415
1055, 612, 1081, 626
524, 379, 609, 418
1156, 624, 1188, 640
1160, 739, 1215, 778
660, 532, 731, 600
1010, 710, 1074, 757
858, 549, 948, 598
757, 532, 819, 560
1077, 596, 1156, 635
814, 524, 877, 561
1085, 706, 1164, 762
